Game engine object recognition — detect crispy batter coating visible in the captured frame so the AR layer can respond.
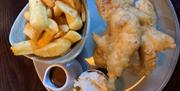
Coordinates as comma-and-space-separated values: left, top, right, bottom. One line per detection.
94, 0, 176, 90
139, 26, 176, 75
135, 0, 157, 26
94, 9, 142, 90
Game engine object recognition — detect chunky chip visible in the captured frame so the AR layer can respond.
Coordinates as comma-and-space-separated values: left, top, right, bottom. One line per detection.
59, 24, 69, 32
37, 29, 54, 48
54, 31, 65, 39
24, 23, 43, 40
11, 40, 37, 55
24, 11, 30, 21
48, 18, 59, 34
55, 1, 83, 30
42, 0, 55, 8
29, 0, 48, 31
63, 31, 82, 43
34, 38, 72, 57
53, 5, 63, 17
61, 0, 82, 13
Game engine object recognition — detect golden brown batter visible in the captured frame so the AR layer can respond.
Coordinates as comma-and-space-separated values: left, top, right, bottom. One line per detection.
94, 0, 176, 90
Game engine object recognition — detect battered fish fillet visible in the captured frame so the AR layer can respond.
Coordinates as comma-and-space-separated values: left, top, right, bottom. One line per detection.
94, 0, 176, 90
139, 26, 176, 75
94, 9, 142, 90
142, 27, 176, 51
129, 26, 176, 76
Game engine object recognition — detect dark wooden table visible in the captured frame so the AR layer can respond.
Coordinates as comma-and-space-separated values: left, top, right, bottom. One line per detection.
0, 0, 179, 91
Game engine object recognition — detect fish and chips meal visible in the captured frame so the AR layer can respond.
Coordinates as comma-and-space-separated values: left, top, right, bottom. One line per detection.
10, 0, 176, 91
11, 0, 86, 57
93, 0, 176, 90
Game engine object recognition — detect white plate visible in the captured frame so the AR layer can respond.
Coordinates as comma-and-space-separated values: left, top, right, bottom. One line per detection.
9, 0, 180, 91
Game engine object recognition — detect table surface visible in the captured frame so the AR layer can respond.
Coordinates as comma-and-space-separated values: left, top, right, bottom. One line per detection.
0, 0, 179, 91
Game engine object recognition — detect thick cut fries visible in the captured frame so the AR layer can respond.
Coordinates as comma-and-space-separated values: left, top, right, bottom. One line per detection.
55, 1, 78, 16
61, 0, 82, 13
34, 38, 72, 57
54, 31, 65, 39
37, 29, 54, 48
81, 4, 86, 23
11, 40, 37, 55
55, 1, 83, 30
59, 24, 69, 32
48, 18, 59, 33
29, 0, 48, 31
53, 5, 63, 17
11, 0, 85, 58
24, 11, 30, 21
65, 14, 83, 30
42, 0, 55, 8
37, 19, 59, 48
63, 31, 81, 43
24, 23, 43, 40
